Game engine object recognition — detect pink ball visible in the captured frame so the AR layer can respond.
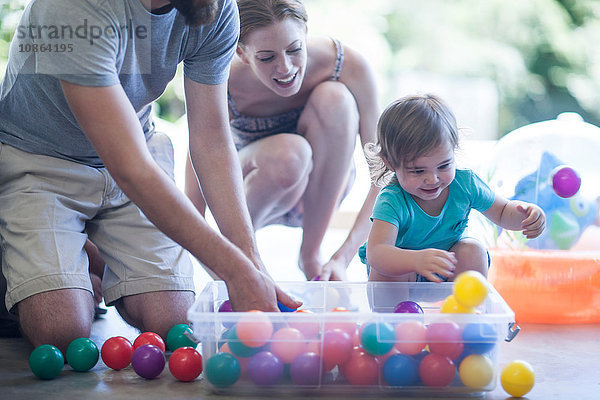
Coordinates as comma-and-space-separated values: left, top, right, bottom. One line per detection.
426, 321, 463, 357
269, 327, 307, 364
551, 165, 581, 198
395, 321, 427, 355
236, 311, 273, 348
419, 353, 455, 387
321, 329, 353, 371
289, 310, 321, 339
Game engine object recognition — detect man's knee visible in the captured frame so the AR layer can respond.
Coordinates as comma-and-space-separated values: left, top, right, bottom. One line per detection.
17, 289, 94, 353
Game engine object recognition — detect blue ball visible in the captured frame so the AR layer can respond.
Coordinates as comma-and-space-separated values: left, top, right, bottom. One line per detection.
462, 323, 497, 354
277, 301, 297, 312
382, 354, 419, 386
359, 322, 395, 356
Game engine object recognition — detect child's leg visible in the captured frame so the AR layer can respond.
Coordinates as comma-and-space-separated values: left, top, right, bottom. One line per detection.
449, 238, 489, 280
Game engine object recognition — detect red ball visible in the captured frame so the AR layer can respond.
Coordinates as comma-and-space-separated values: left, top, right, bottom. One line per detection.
419, 353, 455, 387
101, 336, 134, 370
168, 347, 203, 382
134, 332, 166, 353
339, 347, 380, 386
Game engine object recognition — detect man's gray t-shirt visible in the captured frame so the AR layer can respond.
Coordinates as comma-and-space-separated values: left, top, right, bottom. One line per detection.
0, 0, 238, 167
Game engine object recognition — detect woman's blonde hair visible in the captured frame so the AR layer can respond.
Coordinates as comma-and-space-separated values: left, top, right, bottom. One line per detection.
367, 94, 459, 187
237, 0, 308, 44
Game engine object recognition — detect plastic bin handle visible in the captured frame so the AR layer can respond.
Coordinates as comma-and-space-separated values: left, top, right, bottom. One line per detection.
505, 322, 521, 342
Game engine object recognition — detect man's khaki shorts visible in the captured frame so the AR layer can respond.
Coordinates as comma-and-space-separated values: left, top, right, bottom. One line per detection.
0, 132, 194, 312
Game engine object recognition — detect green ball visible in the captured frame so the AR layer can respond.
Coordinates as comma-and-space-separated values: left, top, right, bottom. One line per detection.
29, 344, 64, 379
166, 324, 196, 352
205, 352, 241, 387
66, 338, 99, 372
360, 322, 396, 356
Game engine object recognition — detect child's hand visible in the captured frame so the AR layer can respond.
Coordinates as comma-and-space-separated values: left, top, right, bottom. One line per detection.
415, 249, 457, 283
517, 203, 546, 238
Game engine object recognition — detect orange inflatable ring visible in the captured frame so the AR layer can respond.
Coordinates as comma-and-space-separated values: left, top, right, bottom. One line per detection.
488, 249, 600, 324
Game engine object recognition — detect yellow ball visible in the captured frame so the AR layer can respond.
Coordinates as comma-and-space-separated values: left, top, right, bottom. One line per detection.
440, 294, 475, 314
459, 354, 495, 388
501, 360, 535, 397
453, 271, 489, 308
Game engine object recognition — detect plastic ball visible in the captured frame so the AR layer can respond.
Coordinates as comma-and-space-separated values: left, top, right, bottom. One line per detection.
359, 322, 396, 356
277, 301, 297, 312
236, 310, 273, 348
338, 347, 380, 386
440, 294, 476, 314
101, 336, 134, 370
248, 351, 284, 386
462, 323, 497, 354
218, 300, 234, 328
459, 354, 495, 389
426, 321, 462, 357
321, 328, 353, 370
382, 353, 419, 386
168, 347, 203, 382
289, 309, 321, 339
269, 327, 307, 364
131, 344, 166, 379
227, 326, 264, 358
418, 353, 455, 387
393, 301, 423, 314
66, 337, 99, 372
205, 352, 241, 387
166, 324, 196, 352
29, 344, 64, 380
133, 332, 166, 353
394, 321, 427, 355
453, 271, 489, 308
501, 360, 535, 397
551, 165, 581, 198
289, 352, 323, 385
218, 343, 250, 375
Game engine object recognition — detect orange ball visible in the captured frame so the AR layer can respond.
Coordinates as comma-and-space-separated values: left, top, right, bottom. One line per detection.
235, 310, 273, 348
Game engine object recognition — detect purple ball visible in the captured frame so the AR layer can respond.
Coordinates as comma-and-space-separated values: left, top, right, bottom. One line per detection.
393, 301, 424, 314
290, 352, 323, 385
551, 165, 581, 198
218, 300, 233, 312
131, 344, 165, 379
248, 351, 283, 386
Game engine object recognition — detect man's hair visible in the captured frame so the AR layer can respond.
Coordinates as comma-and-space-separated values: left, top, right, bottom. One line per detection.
171, 0, 219, 27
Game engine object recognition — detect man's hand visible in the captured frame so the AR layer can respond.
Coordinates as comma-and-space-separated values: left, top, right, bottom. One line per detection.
226, 268, 301, 312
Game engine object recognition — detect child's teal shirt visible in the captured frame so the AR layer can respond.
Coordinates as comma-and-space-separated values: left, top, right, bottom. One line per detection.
359, 169, 495, 263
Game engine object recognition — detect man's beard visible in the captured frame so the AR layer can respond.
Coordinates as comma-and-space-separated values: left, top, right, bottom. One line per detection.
170, 0, 219, 27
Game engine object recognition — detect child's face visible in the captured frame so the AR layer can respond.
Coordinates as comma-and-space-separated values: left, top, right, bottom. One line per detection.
395, 141, 456, 202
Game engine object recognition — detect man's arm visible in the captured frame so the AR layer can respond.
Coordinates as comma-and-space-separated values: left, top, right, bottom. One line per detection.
59, 80, 293, 311
183, 76, 264, 270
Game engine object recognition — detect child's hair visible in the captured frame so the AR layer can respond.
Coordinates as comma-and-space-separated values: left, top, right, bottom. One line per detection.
367, 94, 460, 187
237, 0, 308, 45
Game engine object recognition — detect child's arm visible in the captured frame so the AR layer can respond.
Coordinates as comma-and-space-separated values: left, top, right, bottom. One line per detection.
482, 195, 546, 239
366, 219, 457, 282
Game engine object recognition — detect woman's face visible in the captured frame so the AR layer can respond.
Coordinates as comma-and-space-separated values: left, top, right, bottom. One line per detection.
238, 18, 307, 97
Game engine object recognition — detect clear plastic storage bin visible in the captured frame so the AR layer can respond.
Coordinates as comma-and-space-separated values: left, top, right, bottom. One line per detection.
188, 281, 515, 397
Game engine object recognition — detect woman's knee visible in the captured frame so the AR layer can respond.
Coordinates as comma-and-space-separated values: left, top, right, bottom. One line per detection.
254, 135, 313, 189
303, 81, 359, 132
